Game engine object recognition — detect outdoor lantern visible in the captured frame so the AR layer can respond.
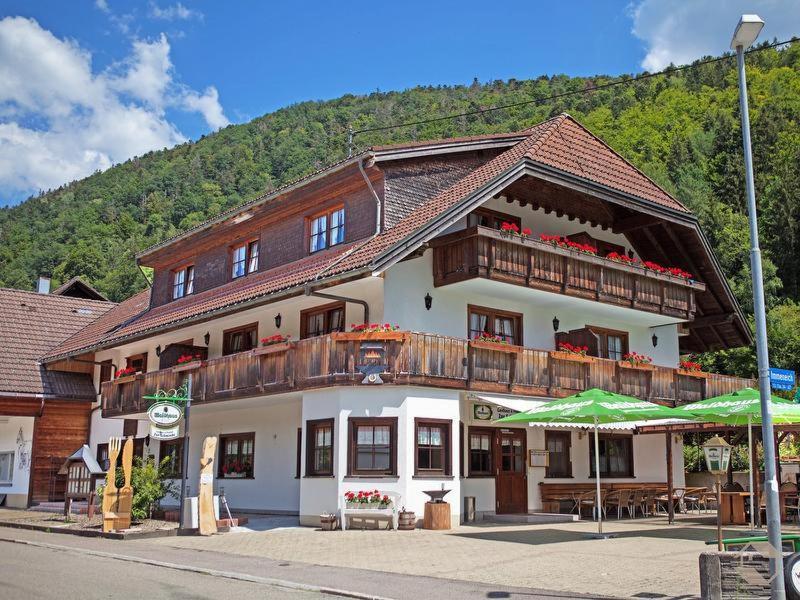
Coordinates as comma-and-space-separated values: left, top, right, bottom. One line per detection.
203, 331, 210, 346
651, 333, 658, 347
702, 435, 732, 476
274, 313, 282, 328
552, 316, 560, 332
424, 293, 433, 311
155, 345, 161, 356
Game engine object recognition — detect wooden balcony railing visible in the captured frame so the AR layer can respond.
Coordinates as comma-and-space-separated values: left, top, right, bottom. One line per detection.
100, 331, 753, 417
430, 226, 706, 320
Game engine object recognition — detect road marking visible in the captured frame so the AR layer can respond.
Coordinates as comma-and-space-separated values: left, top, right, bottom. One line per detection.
0, 535, 395, 600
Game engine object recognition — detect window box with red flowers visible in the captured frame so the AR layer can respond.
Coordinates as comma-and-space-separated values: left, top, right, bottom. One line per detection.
343, 490, 393, 509
605, 252, 693, 281
539, 234, 598, 256
469, 332, 523, 354
112, 367, 139, 385
618, 352, 655, 371
172, 353, 206, 372
677, 359, 710, 379
550, 342, 595, 364
252, 334, 293, 355
331, 324, 408, 342
499, 222, 532, 240
221, 459, 252, 479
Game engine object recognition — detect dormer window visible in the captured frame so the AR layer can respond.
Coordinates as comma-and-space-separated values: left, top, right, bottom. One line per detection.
309, 206, 345, 253
172, 265, 194, 299
232, 240, 259, 279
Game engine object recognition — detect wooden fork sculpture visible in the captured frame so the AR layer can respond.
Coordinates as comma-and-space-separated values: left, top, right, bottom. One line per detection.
102, 436, 133, 532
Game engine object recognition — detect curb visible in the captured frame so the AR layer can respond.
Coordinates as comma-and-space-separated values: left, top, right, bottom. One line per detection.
0, 520, 177, 540
0, 535, 395, 600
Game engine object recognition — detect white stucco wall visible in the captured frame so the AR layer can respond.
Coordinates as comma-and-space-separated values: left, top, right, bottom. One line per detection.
0, 416, 34, 507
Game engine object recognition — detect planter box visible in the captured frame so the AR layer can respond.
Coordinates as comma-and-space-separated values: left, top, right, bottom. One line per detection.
112, 374, 138, 385
222, 472, 248, 479
470, 339, 523, 354
617, 361, 656, 371
549, 351, 595, 364
172, 360, 205, 373
331, 331, 409, 342
252, 342, 293, 356
676, 369, 710, 379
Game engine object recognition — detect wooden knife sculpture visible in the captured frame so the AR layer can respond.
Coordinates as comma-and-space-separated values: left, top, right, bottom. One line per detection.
102, 436, 133, 532
198, 436, 218, 535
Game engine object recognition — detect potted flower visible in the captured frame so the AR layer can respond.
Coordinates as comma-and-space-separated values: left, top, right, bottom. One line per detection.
619, 351, 655, 370
499, 221, 519, 238
470, 331, 522, 354
332, 323, 406, 342
261, 334, 291, 347
344, 491, 357, 509
221, 459, 251, 478
173, 353, 205, 372
253, 333, 293, 355
539, 234, 598, 255
113, 366, 137, 384
678, 358, 709, 378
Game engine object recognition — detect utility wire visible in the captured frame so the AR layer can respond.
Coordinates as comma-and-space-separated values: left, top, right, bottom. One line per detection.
349, 36, 797, 140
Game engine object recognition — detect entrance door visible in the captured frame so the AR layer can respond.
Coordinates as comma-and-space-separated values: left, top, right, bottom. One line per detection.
495, 428, 527, 514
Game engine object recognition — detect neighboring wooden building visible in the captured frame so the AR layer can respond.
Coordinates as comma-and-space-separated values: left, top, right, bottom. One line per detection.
40, 114, 754, 524
0, 287, 114, 506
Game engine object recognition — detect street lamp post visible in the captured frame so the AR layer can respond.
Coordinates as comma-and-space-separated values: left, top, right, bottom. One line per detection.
731, 14, 784, 598
702, 436, 732, 551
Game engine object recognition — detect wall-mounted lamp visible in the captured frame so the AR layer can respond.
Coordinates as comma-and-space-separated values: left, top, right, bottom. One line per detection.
652, 332, 658, 347
424, 293, 433, 311
274, 313, 282, 328
552, 316, 560, 332
203, 332, 210, 346
627, 249, 635, 259
155, 345, 161, 357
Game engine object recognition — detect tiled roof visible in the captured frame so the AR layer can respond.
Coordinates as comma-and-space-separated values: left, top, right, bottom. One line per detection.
44, 114, 698, 358
44, 242, 363, 359
370, 131, 527, 152
0, 289, 115, 398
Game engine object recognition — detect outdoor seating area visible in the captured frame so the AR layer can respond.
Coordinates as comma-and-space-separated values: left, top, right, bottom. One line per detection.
539, 483, 716, 519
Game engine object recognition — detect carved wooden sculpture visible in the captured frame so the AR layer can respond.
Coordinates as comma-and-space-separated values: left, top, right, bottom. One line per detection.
198, 436, 218, 535
102, 436, 133, 532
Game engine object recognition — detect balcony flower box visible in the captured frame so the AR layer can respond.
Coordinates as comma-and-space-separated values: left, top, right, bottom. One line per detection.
252, 341, 294, 356
550, 350, 595, 364
617, 361, 656, 372
222, 472, 248, 479
470, 339, 523, 354
331, 331, 409, 342
676, 368, 710, 379
172, 360, 204, 373
112, 374, 138, 385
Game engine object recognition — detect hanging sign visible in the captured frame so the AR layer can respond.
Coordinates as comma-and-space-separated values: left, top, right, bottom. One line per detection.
472, 403, 517, 421
149, 424, 180, 441
769, 368, 796, 391
147, 401, 183, 427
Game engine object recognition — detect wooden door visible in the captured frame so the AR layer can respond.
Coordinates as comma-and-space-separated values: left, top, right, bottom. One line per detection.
495, 428, 527, 514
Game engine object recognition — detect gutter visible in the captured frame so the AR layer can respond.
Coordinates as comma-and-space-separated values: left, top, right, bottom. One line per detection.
358, 155, 382, 234
304, 287, 369, 325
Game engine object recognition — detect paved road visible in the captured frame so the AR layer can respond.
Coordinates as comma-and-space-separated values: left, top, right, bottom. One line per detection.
0, 540, 321, 600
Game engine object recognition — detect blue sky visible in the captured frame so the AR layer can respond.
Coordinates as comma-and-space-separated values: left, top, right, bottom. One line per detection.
0, 0, 797, 205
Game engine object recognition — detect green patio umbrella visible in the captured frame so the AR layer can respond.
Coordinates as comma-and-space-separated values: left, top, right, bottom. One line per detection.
497, 388, 691, 537
676, 387, 800, 531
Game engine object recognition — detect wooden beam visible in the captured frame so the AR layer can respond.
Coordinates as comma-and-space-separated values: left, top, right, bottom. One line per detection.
612, 213, 661, 233
686, 313, 736, 329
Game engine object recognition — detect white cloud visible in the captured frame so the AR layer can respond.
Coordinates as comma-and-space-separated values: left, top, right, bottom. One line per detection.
149, 2, 203, 21
94, 0, 110, 14
630, 0, 800, 71
0, 17, 228, 200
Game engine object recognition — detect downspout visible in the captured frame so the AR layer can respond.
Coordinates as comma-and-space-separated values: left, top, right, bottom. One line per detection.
304, 287, 369, 325
358, 155, 382, 235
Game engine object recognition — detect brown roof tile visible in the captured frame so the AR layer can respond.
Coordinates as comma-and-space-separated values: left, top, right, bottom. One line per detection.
0, 289, 115, 398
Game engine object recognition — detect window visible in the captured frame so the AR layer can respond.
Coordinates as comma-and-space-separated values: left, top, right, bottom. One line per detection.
348, 417, 397, 476
172, 265, 194, 299
232, 240, 259, 279
125, 353, 148, 373
0, 452, 14, 484
468, 305, 522, 345
587, 326, 629, 361
218, 432, 255, 478
306, 419, 334, 476
468, 428, 493, 476
545, 430, 572, 478
467, 207, 521, 230
160, 439, 183, 478
99, 360, 113, 384
96, 443, 110, 471
309, 206, 345, 253
589, 435, 634, 478
222, 323, 258, 355
300, 302, 345, 339
415, 419, 451, 477
295, 428, 302, 479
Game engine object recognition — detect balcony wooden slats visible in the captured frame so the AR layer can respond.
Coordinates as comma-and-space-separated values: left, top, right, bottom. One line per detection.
431, 226, 705, 320
101, 332, 754, 418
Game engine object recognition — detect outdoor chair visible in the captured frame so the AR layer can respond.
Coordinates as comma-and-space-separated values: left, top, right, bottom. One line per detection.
577, 489, 605, 520
683, 487, 707, 513
785, 495, 800, 523
699, 489, 718, 513
603, 490, 626, 519
628, 489, 647, 518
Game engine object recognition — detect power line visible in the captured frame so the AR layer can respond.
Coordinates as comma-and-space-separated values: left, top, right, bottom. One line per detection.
349, 37, 797, 141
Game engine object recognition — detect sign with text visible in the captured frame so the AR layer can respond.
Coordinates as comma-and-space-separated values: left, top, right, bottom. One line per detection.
769, 368, 796, 391
147, 402, 183, 427
472, 403, 518, 421
149, 424, 180, 441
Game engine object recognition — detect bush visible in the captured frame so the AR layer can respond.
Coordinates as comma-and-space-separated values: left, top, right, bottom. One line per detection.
99, 456, 176, 521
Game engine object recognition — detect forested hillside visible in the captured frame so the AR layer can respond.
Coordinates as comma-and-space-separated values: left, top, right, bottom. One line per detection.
1, 42, 799, 378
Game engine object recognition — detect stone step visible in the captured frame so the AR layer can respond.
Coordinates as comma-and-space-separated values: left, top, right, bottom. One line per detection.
482, 512, 579, 524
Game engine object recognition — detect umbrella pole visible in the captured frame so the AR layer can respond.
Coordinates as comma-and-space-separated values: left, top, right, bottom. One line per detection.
748, 417, 757, 533
594, 418, 603, 536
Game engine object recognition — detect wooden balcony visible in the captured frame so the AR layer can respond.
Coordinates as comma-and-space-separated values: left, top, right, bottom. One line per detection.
101, 332, 753, 418
430, 226, 705, 320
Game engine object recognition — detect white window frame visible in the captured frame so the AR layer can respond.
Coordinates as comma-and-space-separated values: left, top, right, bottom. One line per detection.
172, 265, 194, 299
0, 451, 14, 485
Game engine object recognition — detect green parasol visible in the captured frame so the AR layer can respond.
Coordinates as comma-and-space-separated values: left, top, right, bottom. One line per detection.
497, 388, 690, 537
676, 387, 800, 531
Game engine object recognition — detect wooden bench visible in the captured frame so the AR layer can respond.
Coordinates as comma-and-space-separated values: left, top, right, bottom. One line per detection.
339, 491, 401, 531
